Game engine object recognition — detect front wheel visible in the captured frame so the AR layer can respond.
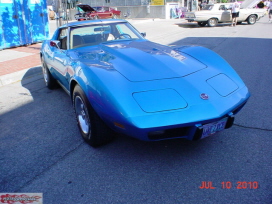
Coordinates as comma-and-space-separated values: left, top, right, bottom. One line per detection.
207, 18, 218, 27
73, 85, 115, 147
198, 22, 207, 27
247, 15, 256, 25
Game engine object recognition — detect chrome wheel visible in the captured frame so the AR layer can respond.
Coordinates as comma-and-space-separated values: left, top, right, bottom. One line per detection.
207, 18, 217, 27
41, 58, 56, 89
42, 62, 49, 85
247, 15, 256, 24
75, 96, 90, 135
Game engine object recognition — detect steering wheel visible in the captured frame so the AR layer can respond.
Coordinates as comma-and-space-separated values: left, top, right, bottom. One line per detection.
118, 34, 132, 39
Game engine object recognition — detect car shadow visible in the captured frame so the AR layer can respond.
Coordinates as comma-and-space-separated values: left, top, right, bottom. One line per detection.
175, 22, 247, 28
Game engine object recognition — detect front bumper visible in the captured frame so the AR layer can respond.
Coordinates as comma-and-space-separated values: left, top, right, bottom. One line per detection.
110, 97, 248, 142
185, 18, 197, 22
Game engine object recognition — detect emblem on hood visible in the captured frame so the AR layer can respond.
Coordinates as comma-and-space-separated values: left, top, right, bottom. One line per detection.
200, 93, 209, 100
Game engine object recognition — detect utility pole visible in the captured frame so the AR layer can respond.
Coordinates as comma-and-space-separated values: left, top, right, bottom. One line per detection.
52, 0, 63, 27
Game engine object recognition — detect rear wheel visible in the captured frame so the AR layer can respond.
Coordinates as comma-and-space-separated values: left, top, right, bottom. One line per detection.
198, 22, 207, 27
73, 85, 115, 147
41, 57, 57, 89
207, 18, 218, 27
247, 15, 256, 24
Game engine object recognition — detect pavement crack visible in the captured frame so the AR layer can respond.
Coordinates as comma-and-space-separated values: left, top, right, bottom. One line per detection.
15, 141, 85, 192
233, 123, 272, 132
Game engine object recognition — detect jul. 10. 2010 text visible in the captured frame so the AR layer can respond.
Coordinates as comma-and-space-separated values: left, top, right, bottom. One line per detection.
199, 181, 259, 189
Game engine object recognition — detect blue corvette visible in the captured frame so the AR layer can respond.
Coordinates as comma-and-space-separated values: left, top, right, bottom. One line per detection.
40, 19, 250, 147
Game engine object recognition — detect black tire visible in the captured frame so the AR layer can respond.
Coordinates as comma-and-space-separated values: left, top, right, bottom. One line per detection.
73, 85, 115, 147
207, 18, 218, 27
41, 57, 57, 89
198, 22, 207, 27
237, 22, 242, 25
247, 15, 256, 25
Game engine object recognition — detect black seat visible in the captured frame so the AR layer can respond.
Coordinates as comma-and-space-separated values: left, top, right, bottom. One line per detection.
60, 36, 67, 50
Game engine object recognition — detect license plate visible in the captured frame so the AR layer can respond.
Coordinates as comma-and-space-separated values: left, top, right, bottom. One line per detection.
201, 118, 227, 139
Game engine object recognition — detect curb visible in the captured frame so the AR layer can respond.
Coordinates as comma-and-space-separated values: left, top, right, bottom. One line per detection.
0, 66, 43, 87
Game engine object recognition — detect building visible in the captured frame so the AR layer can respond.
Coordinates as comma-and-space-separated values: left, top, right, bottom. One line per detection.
48, 0, 187, 20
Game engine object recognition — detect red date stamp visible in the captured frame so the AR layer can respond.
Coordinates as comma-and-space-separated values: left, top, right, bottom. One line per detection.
199, 181, 259, 189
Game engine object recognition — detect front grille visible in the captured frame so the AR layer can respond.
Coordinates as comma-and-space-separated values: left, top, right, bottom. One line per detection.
148, 127, 190, 140
185, 13, 195, 18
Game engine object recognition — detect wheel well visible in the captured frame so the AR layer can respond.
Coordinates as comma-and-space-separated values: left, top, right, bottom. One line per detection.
209, 17, 218, 21
70, 80, 78, 102
247, 14, 257, 20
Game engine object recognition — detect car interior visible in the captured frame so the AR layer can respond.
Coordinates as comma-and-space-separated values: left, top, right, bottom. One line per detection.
55, 23, 140, 50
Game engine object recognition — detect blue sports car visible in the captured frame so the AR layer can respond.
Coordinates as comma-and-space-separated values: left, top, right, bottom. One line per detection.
40, 19, 250, 147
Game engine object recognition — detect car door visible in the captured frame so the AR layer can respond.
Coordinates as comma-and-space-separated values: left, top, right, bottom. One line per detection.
51, 28, 70, 90
96, 7, 111, 18
220, 5, 231, 22
103, 7, 112, 18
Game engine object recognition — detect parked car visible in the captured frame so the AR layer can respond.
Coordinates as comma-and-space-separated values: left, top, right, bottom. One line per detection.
40, 19, 250, 147
75, 4, 121, 21
185, 3, 266, 27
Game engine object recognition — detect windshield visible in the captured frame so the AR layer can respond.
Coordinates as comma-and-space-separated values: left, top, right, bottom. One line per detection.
92, 7, 103, 11
70, 22, 143, 49
202, 5, 214, 10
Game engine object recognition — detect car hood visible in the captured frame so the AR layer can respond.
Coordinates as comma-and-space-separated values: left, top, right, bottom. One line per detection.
240, 0, 260, 8
75, 40, 207, 82
77, 4, 95, 12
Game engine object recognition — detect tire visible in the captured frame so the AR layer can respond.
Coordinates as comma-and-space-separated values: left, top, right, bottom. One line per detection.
247, 15, 256, 25
41, 57, 57, 89
207, 18, 218, 27
73, 85, 115, 147
198, 22, 207, 27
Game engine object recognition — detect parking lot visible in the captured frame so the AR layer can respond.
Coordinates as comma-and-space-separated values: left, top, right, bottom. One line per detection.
0, 17, 272, 203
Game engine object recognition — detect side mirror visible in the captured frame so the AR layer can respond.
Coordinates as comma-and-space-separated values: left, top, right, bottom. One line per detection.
141, 32, 146, 37
50, 40, 61, 49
